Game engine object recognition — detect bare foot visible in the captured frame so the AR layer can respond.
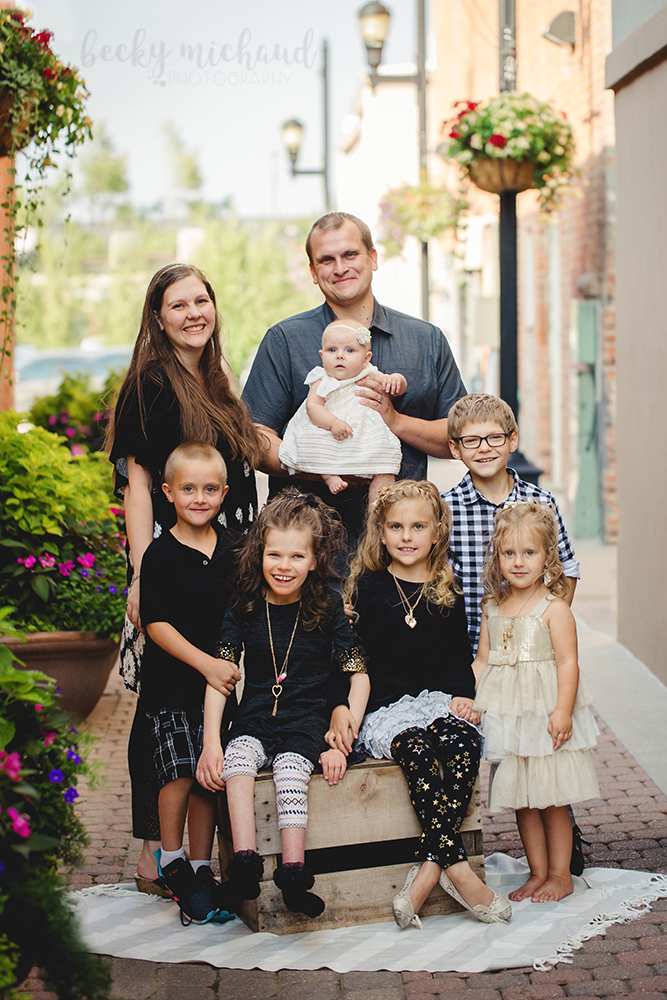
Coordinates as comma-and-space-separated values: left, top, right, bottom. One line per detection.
136, 839, 161, 880
323, 475, 348, 495
508, 874, 546, 902
532, 874, 573, 902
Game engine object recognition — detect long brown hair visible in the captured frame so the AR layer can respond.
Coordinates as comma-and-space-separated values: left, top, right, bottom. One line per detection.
235, 489, 344, 630
106, 263, 263, 467
345, 480, 460, 610
482, 501, 570, 606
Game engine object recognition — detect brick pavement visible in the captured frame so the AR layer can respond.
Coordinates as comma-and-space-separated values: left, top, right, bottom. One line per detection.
20, 671, 667, 1000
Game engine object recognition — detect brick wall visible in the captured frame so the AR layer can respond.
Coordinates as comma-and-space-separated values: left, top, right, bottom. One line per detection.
432, 0, 617, 540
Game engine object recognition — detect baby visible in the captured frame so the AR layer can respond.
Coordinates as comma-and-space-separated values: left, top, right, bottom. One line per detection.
279, 320, 406, 507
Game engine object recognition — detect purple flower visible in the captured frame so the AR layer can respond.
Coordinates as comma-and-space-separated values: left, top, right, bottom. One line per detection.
108, 585, 117, 595
0, 860, 5, 873
49, 768, 65, 783
123, 587, 128, 596
96, 570, 103, 577
67, 750, 83, 765
64, 787, 79, 803
81, 569, 89, 578
95, 586, 102, 593
70, 725, 79, 734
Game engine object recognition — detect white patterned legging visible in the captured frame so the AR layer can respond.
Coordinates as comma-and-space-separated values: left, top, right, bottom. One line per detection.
221, 734, 313, 829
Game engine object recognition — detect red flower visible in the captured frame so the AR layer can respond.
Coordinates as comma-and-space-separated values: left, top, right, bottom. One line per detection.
8, 10, 25, 23
34, 29, 54, 49
488, 134, 508, 148
42, 67, 58, 81
449, 130, 461, 139
467, 102, 478, 110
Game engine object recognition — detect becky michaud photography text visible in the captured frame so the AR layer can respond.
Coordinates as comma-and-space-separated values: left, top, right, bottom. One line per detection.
81, 27, 317, 86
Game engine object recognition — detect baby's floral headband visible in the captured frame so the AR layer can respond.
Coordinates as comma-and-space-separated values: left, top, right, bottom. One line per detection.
354, 326, 371, 346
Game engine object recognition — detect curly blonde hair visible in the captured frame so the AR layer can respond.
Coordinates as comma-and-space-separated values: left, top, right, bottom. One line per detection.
482, 501, 570, 605
344, 480, 460, 609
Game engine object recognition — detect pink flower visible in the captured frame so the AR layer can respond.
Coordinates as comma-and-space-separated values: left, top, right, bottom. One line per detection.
2, 752, 22, 781
65, 428, 75, 438
43, 732, 56, 748
35, 704, 43, 712
70, 444, 86, 456
93, 411, 103, 421
488, 133, 508, 148
77, 553, 96, 568
48, 415, 57, 425
39, 553, 56, 569
58, 559, 75, 576
24, 555, 37, 568
109, 507, 121, 516
7, 807, 31, 838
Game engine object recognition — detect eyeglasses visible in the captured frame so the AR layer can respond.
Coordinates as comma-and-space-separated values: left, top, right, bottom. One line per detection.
452, 432, 511, 450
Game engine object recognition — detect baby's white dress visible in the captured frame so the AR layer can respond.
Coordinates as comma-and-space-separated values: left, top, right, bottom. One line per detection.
473, 594, 600, 814
278, 364, 402, 478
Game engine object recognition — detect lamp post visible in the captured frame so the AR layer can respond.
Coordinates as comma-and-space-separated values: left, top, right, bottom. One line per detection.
281, 40, 331, 212
497, 0, 541, 482
358, 0, 430, 321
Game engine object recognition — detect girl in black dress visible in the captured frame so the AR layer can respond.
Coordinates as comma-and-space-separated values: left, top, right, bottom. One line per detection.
197, 490, 368, 918
328, 480, 511, 929
107, 263, 265, 888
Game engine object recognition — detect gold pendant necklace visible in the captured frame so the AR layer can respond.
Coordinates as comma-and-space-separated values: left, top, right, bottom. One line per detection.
501, 587, 540, 649
266, 599, 301, 716
390, 570, 427, 629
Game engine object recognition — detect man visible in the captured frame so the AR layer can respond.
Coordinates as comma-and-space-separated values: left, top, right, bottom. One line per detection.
243, 212, 466, 542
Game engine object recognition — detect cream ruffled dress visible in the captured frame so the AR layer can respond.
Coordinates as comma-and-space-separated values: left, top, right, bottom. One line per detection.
278, 364, 402, 478
474, 593, 600, 814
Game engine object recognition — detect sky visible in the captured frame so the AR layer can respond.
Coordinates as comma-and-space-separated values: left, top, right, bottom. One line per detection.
27, 0, 420, 218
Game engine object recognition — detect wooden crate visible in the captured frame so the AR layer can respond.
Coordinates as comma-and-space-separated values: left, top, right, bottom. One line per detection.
216, 758, 484, 934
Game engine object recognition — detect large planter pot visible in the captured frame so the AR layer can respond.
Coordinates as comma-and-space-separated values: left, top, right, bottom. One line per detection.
0, 631, 119, 719
468, 156, 538, 194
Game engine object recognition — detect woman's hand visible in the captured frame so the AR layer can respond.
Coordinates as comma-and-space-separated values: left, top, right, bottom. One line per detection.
548, 709, 573, 750
320, 748, 347, 785
126, 577, 142, 630
196, 745, 226, 791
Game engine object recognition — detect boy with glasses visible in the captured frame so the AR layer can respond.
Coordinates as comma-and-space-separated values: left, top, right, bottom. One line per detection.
442, 394, 579, 656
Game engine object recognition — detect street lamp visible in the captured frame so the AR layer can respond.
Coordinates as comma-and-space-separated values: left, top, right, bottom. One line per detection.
280, 40, 331, 212
357, 1, 430, 321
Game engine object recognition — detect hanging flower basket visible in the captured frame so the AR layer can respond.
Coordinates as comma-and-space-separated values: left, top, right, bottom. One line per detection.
468, 156, 538, 194
378, 180, 465, 260
441, 93, 576, 212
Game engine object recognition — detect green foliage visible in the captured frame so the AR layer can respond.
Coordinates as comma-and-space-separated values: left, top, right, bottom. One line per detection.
0, 412, 127, 638
0, 621, 111, 999
80, 127, 129, 196
165, 121, 202, 191
29, 370, 121, 453
196, 219, 316, 374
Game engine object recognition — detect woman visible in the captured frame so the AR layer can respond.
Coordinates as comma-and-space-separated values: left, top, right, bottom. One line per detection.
107, 263, 265, 889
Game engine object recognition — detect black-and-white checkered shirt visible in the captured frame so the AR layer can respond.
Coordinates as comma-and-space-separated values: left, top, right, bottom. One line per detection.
442, 469, 580, 654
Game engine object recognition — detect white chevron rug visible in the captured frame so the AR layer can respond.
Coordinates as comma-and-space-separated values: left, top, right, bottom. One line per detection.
72, 854, 667, 974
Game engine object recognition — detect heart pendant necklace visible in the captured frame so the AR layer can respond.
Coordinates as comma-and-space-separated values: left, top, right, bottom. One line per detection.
390, 570, 427, 629
266, 599, 301, 716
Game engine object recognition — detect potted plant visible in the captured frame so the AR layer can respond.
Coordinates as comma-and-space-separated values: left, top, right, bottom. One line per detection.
441, 93, 576, 211
0, 413, 127, 717
0, 616, 111, 998
378, 179, 464, 259
0, 7, 92, 380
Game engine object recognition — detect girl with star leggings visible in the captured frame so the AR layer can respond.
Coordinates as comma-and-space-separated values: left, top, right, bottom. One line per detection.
327, 480, 512, 929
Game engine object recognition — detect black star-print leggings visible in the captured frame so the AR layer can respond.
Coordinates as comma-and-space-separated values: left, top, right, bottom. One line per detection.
390, 716, 482, 871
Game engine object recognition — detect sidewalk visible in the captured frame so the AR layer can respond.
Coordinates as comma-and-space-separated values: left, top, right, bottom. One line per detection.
20, 533, 667, 1000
